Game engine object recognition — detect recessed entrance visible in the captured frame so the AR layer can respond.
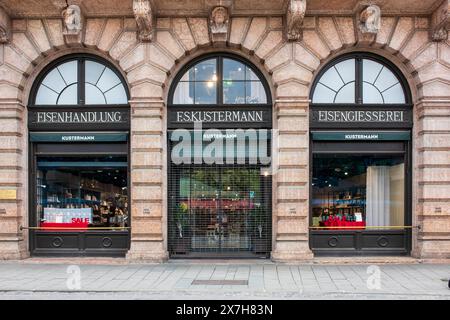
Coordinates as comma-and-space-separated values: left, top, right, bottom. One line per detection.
169, 165, 271, 257
167, 53, 273, 258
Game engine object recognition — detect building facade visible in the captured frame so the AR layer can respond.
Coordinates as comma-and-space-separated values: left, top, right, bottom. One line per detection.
0, 0, 449, 261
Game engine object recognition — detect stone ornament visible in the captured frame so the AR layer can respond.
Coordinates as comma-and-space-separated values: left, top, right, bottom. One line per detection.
286, 0, 307, 41
133, 0, 153, 42
431, 1, 449, 41
359, 5, 381, 34
209, 6, 229, 42
62, 5, 83, 35
0, 6, 10, 43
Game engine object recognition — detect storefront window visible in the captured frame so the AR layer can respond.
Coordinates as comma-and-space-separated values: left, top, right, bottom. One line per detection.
312, 154, 405, 229
35, 156, 128, 229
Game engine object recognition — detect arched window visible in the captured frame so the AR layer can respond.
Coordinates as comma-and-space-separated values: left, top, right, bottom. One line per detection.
32, 55, 129, 106
170, 54, 270, 105
311, 53, 410, 105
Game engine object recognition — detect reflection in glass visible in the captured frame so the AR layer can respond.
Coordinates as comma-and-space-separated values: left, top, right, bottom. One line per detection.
194, 59, 217, 81
35, 156, 129, 229
172, 57, 268, 105
312, 154, 405, 229
223, 59, 245, 80
194, 82, 216, 104
223, 81, 245, 104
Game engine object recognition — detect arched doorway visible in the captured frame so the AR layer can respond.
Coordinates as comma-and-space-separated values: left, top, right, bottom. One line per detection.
167, 53, 273, 258
28, 54, 131, 256
309, 52, 413, 256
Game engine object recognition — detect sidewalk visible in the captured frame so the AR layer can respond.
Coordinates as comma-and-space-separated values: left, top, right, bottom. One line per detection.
0, 260, 448, 299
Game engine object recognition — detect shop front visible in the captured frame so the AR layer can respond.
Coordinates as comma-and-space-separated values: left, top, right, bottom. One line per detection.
28, 54, 131, 256
309, 53, 413, 256
167, 53, 273, 258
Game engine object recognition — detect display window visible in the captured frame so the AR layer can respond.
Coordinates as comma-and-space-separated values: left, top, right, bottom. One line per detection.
36, 156, 128, 230
28, 54, 130, 256
312, 154, 405, 230
309, 52, 413, 255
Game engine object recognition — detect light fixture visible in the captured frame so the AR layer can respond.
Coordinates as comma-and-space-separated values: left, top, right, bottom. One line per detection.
212, 74, 218, 82
207, 81, 214, 88
344, 172, 348, 175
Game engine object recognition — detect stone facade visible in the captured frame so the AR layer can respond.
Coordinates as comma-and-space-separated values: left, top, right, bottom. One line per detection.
0, 0, 449, 261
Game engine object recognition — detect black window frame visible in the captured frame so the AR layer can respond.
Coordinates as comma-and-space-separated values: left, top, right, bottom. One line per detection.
168, 52, 272, 107
29, 53, 130, 109
310, 52, 412, 106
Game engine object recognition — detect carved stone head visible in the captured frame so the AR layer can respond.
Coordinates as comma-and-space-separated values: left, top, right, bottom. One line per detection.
62, 4, 82, 34
210, 6, 229, 34
359, 5, 381, 34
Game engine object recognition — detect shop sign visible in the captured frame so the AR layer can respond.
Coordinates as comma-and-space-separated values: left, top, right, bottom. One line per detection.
28, 109, 130, 130
0, 189, 16, 200
310, 108, 412, 129
311, 131, 410, 141
168, 107, 272, 128
30, 132, 128, 142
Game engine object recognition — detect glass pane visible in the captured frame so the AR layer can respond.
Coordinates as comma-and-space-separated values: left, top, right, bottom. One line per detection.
383, 83, 405, 104
374, 67, 399, 92
36, 86, 58, 105
173, 82, 194, 104
42, 68, 67, 93
96, 67, 121, 92
179, 69, 193, 82
334, 59, 355, 84
35, 156, 129, 230
85, 61, 106, 85
194, 59, 217, 81
363, 59, 383, 84
246, 67, 260, 81
194, 82, 216, 104
57, 83, 78, 105
85, 83, 106, 105
105, 84, 128, 104
57, 61, 78, 85
312, 154, 405, 230
312, 82, 337, 103
318, 67, 345, 92
363, 82, 384, 104
223, 59, 245, 80
223, 81, 245, 104
334, 82, 355, 103
246, 81, 267, 104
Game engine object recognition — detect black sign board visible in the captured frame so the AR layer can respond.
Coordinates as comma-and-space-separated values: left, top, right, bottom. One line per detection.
168, 106, 272, 129
310, 106, 412, 129
28, 108, 130, 131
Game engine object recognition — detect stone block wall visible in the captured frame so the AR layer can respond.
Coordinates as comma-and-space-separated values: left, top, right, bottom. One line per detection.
0, 11, 448, 260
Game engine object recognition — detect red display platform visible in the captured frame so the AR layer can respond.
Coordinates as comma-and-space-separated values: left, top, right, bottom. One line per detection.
319, 217, 366, 230
40, 222, 89, 231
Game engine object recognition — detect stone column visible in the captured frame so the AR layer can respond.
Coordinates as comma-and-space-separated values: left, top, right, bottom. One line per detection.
126, 99, 168, 261
0, 99, 28, 260
413, 98, 450, 259
271, 100, 313, 261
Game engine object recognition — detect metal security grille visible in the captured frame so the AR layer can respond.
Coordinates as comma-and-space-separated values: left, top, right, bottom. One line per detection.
168, 135, 272, 258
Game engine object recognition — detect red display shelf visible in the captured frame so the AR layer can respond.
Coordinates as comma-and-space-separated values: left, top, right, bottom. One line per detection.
39, 222, 89, 231
318, 217, 366, 230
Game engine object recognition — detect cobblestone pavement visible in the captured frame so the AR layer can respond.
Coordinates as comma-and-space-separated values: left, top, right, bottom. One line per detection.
0, 261, 448, 299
